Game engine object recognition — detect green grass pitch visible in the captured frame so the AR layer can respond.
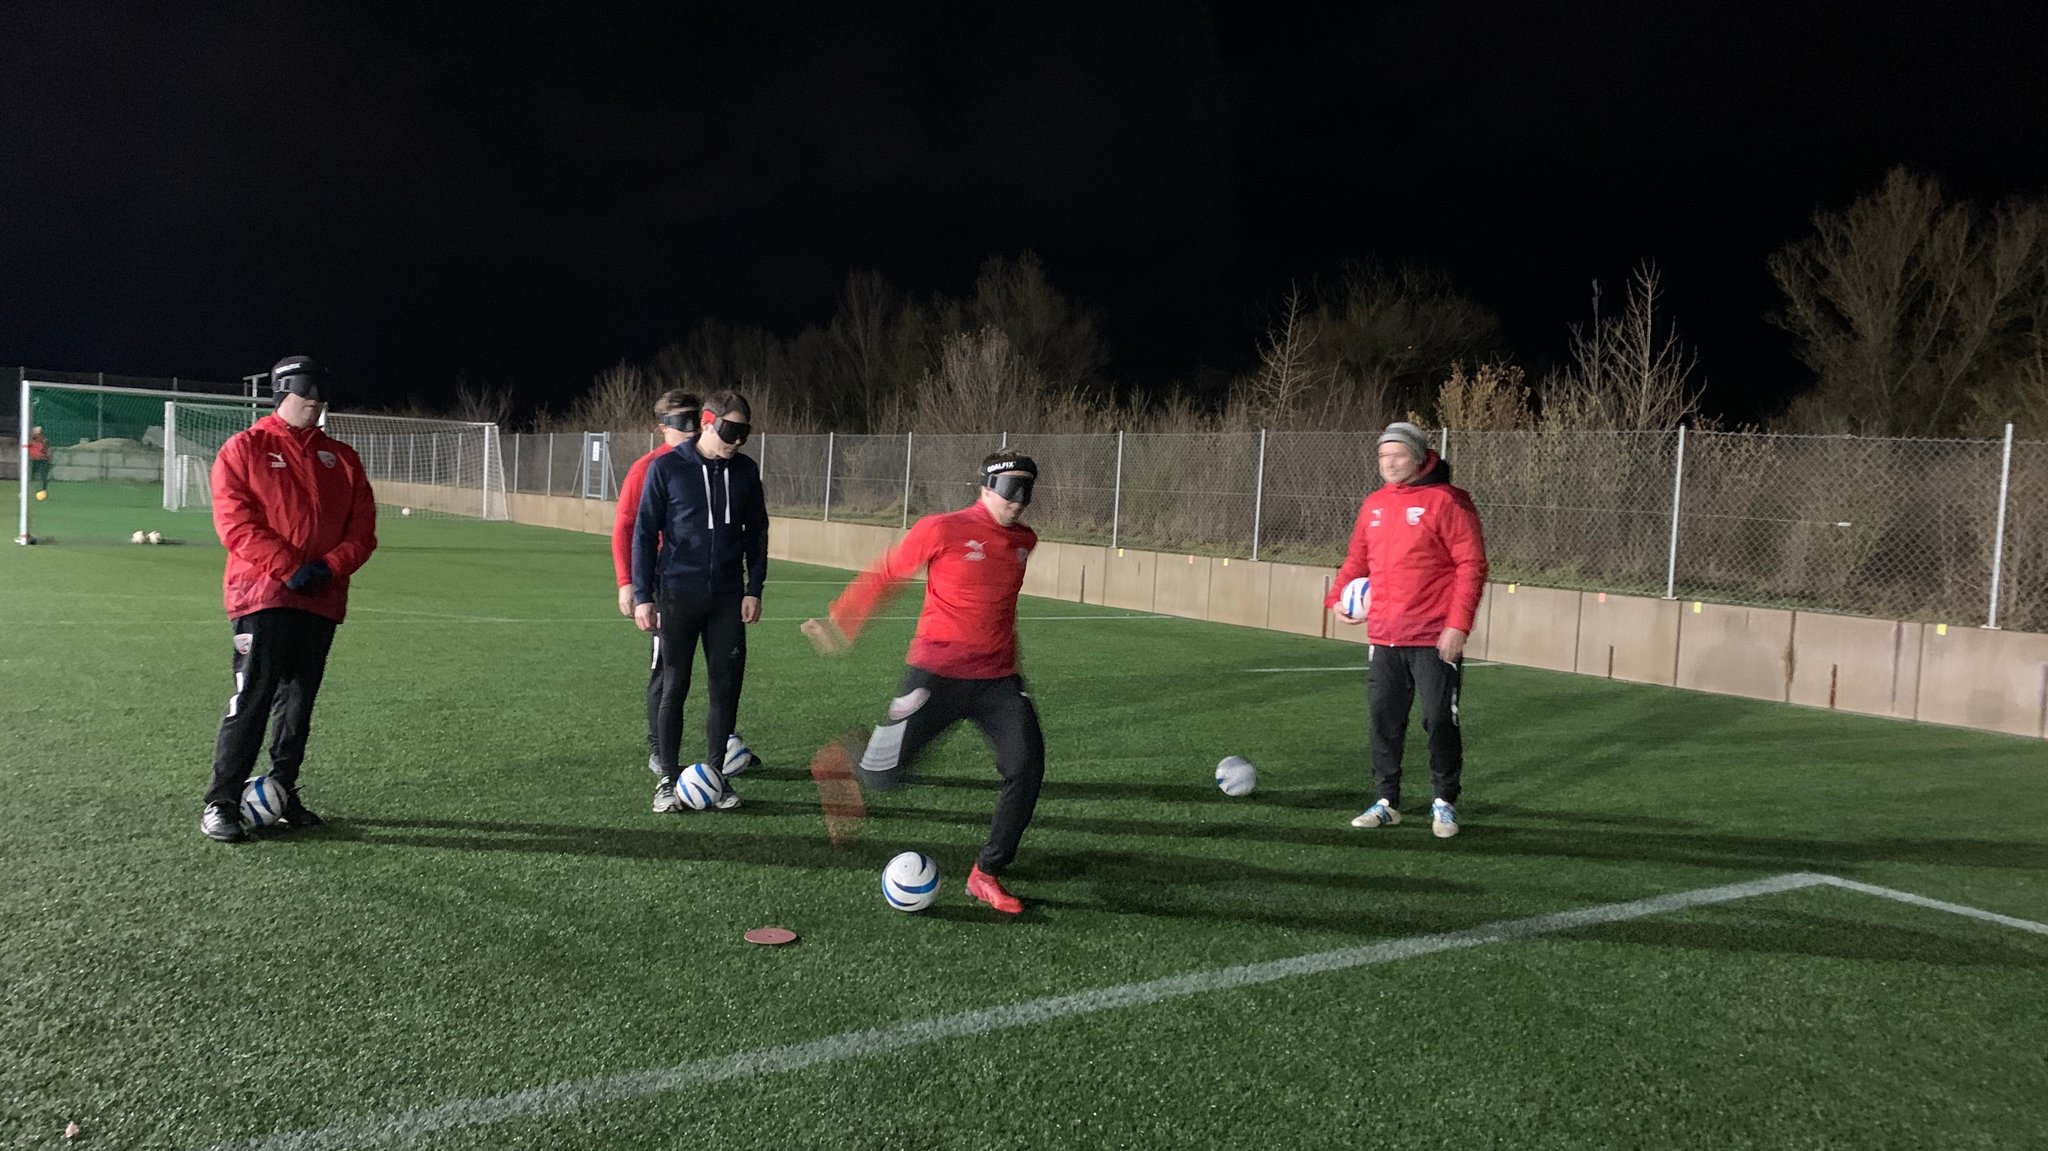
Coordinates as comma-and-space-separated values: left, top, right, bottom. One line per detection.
4, 481, 2045, 1149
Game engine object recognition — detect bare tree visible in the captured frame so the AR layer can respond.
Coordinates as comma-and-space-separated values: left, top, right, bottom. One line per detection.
1434, 361, 1534, 430
1543, 262, 1703, 430
451, 375, 516, 426
554, 360, 651, 434
962, 251, 1110, 395
1241, 287, 1328, 421
1770, 167, 2047, 435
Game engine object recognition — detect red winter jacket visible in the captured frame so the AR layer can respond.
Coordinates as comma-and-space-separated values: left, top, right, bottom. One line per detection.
1325, 453, 1488, 647
211, 414, 378, 623
612, 443, 672, 586
830, 502, 1037, 679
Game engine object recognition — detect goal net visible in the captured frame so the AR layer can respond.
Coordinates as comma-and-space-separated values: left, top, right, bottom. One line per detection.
162, 403, 510, 522
15, 379, 508, 545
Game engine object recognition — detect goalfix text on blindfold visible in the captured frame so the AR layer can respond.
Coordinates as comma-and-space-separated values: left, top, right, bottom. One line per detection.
980, 455, 1038, 505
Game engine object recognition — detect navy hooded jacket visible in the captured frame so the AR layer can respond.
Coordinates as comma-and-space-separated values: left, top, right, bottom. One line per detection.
631, 439, 768, 605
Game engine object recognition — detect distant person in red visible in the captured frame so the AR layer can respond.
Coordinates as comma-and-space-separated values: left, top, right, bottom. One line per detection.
803, 451, 1044, 914
611, 388, 758, 783
199, 356, 377, 843
1327, 421, 1487, 839
26, 425, 51, 496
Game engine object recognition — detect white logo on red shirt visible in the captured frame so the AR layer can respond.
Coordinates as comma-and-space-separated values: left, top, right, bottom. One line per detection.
267, 452, 286, 468
317, 451, 337, 468
964, 539, 986, 562
1406, 506, 1425, 525
1369, 508, 1382, 528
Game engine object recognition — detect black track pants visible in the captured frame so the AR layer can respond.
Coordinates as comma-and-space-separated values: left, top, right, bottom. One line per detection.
205, 608, 338, 807
1367, 644, 1464, 806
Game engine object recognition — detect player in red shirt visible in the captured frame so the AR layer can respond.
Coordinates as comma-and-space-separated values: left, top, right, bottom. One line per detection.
25, 426, 51, 496
802, 451, 1044, 914
1326, 421, 1487, 839
610, 388, 759, 786
200, 356, 377, 842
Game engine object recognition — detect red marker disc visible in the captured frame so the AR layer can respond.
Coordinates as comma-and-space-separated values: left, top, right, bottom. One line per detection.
743, 926, 798, 946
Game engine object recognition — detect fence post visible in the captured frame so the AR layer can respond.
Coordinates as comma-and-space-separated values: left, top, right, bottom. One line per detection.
1987, 422, 2015, 629
902, 431, 914, 529
1439, 426, 1449, 457
511, 433, 520, 496
1664, 426, 1687, 599
1111, 430, 1125, 550
545, 432, 553, 497
1251, 428, 1268, 561
823, 432, 835, 523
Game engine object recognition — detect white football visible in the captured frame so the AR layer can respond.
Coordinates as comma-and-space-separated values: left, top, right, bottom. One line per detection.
400, 507, 412, 517
676, 762, 723, 810
1338, 576, 1371, 620
147, 531, 162, 545
1215, 755, 1257, 797
240, 775, 288, 827
882, 851, 940, 912
131, 531, 145, 544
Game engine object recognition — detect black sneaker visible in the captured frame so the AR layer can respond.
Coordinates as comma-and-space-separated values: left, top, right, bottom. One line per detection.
201, 802, 248, 843
277, 791, 324, 828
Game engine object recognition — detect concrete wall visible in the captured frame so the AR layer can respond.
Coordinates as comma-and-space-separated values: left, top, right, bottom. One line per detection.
1786, 614, 1921, 721
1676, 602, 1794, 703
495, 492, 2045, 741
1575, 592, 1681, 685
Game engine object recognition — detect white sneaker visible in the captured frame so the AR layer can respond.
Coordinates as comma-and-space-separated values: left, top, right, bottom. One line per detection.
1350, 799, 1401, 828
1432, 799, 1460, 838
723, 733, 760, 777
652, 779, 685, 813
712, 782, 743, 811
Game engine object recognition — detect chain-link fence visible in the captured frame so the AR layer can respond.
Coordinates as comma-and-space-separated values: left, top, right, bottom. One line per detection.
503, 426, 2046, 632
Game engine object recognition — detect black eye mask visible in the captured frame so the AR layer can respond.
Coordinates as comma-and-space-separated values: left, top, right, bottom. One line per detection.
985, 473, 1034, 505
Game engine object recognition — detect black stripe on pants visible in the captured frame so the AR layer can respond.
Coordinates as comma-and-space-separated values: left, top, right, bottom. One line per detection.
205, 608, 338, 807
856, 668, 1046, 877
651, 588, 746, 778
1367, 644, 1463, 807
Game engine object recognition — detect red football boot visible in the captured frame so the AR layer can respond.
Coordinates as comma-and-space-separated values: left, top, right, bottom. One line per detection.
965, 865, 1024, 914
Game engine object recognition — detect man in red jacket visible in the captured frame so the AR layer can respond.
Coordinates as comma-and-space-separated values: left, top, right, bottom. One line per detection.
1326, 421, 1488, 839
802, 451, 1044, 914
200, 356, 377, 843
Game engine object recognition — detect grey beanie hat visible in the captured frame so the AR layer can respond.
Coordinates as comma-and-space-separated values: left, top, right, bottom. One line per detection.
1378, 421, 1430, 464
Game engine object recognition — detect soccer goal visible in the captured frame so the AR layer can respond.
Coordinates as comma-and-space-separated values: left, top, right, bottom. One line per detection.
15, 378, 509, 544
162, 402, 511, 522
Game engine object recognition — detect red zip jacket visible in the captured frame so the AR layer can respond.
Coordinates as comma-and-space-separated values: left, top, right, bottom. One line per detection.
612, 444, 672, 586
1326, 453, 1487, 646
211, 414, 378, 623
829, 502, 1037, 679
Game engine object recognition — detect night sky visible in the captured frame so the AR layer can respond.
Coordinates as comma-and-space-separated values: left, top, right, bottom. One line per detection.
3, 1, 2044, 422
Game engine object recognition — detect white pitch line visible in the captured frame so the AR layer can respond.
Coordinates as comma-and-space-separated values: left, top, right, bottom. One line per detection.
1245, 659, 1498, 673
195, 871, 1888, 1151
1816, 875, 2048, 936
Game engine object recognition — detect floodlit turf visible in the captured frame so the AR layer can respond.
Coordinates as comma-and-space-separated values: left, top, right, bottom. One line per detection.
3, 486, 2045, 1150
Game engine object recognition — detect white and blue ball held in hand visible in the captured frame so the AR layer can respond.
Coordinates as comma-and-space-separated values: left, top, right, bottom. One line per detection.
882, 851, 940, 911
240, 775, 288, 827
677, 762, 724, 810
1215, 755, 1257, 797
1338, 576, 1371, 620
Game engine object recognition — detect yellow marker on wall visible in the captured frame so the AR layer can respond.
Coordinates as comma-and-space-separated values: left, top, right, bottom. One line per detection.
1936, 623, 1948, 635
1507, 583, 1517, 593
1693, 602, 1703, 613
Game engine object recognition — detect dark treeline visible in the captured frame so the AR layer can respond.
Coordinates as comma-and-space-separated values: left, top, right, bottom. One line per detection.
456, 167, 2045, 440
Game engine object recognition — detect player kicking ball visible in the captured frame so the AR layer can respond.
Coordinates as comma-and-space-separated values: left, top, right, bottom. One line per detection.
802, 452, 1046, 915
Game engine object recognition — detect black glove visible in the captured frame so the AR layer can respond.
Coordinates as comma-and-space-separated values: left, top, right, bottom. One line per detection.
286, 560, 332, 592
